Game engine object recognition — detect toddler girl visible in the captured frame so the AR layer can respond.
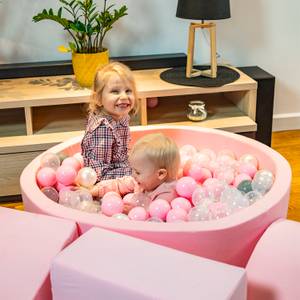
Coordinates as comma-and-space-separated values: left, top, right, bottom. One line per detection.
81, 62, 138, 181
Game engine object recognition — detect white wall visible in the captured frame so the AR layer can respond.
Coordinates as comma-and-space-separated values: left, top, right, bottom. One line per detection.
0, 0, 299, 130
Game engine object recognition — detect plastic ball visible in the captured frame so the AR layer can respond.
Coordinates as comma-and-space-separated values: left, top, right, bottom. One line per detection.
171, 197, 192, 212
59, 189, 79, 207
213, 167, 235, 185
220, 187, 249, 210
36, 167, 57, 187
77, 200, 100, 213
191, 152, 211, 168
40, 153, 61, 170
179, 144, 197, 158
56, 165, 77, 186
73, 152, 84, 168
62, 156, 82, 171
175, 176, 197, 199
128, 206, 148, 221
189, 165, 212, 183
101, 196, 124, 217
166, 208, 187, 222
148, 199, 171, 220
203, 178, 227, 200
41, 186, 59, 202
239, 154, 258, 168
112, 213, 130, 220
251, 169, 274, 195
244, 190, 263, 205
233, 173, 252, 187
237, 180, 253, 194
238, 162, 257, 178
209, 202, 230, 219
191, 186, 208, 206
76, 167, 97, 188
147, 217, 163, 223
75, 188, 93, 202
217, 149, 236, 159
188, 206, 211, 222
147, 97, 159, 108
199, 148, 216, 161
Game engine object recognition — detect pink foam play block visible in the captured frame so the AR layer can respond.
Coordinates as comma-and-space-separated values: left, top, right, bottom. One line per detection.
51, 227, 246, 300
246, 219, 300, 300
0, 207, 78, 300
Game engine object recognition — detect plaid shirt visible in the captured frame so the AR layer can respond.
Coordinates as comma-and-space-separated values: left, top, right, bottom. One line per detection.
81, 113, 132, 181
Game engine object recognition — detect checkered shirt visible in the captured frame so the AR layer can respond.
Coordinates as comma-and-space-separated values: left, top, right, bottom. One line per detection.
81, 113, 132, 181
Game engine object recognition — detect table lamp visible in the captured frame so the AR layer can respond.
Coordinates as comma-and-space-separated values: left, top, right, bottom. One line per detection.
176, 0, 231, 78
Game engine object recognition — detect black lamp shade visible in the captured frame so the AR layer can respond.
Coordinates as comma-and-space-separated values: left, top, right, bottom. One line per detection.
176, 0, 231, 20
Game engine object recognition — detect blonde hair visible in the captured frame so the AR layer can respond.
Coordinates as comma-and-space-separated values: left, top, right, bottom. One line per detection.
88, 61, 139, 115
130, 133, 180, 180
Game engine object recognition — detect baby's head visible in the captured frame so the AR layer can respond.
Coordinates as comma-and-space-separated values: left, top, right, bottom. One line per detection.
88, 61, 139, 118
129, 133, 180, 192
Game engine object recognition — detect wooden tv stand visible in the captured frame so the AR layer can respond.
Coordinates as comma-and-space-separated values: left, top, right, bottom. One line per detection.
0, 66, 257, 197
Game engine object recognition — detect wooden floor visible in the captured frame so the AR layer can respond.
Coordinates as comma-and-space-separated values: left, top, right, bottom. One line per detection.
1, 130, 299, 222
271, 130, 300, 222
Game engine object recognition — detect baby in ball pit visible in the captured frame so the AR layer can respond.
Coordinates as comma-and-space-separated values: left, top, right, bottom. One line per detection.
90, 133, 180, 207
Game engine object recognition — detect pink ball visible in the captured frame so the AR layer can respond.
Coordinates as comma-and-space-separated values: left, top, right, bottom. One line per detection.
55, 182, 76, 192
171, 197, 192, 212
199, 148, 216, 161
128, 206, 148, 221
147, 97, 159, 108
213, 168, 235, 185
179, 144, 197, 158
62, 156, 82, 171
73, 152, 84, 168
203, 178, 227, 200
175, 176, 197, 199
238, 162, 257, 178
166, 208, 187, 222
122, 193, 136, 205
189, 165, 212, 183
56, 165, 77, 186
101, 196, 124, 217
36, 167, 57, 187
233, 173, 252, 187
148, 199, 171, 220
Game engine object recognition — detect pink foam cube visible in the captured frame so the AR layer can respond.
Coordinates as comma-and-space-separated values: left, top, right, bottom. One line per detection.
51, 227, 246, 300
0, 207, 78, 300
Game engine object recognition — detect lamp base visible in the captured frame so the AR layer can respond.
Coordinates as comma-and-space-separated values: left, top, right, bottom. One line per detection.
189, 67, 217, 79
160, 65, 240, 88
186, 22, 217, 79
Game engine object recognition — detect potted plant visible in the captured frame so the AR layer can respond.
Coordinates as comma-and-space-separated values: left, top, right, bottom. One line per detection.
33, 0, 128, 87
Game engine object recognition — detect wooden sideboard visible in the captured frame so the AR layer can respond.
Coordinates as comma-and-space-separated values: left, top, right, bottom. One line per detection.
0, 66, 257, 197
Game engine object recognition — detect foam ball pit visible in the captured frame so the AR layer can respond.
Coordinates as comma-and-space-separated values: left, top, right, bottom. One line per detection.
20, 126, 291, 267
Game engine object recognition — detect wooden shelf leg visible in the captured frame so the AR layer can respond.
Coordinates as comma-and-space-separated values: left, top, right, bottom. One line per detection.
139, 98, 148, 125
24, 107, 33, 135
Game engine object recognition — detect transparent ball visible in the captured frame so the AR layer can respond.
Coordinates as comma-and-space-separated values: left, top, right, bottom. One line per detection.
244, 190, 263, 205
188, 206, 212, 222
40, 153, 61, 170
41, 186, 59, 202
251, 169, 274, 195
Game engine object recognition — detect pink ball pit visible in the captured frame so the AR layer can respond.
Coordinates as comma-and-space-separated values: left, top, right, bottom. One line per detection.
20, 126, 291, 267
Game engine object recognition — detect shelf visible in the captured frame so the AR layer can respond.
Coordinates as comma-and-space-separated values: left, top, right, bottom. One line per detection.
0, 108, 27, 137
147, 93, 257, 133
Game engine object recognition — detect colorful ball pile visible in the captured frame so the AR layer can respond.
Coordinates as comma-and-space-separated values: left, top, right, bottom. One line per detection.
37, 152, 100, 213
36, 144, 275, 222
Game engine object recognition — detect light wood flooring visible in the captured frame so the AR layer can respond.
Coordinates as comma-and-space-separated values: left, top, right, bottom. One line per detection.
271, 130, 300, 222
1, 130, 299, 222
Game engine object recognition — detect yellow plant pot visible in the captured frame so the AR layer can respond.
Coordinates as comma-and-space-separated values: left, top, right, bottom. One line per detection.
72, 50, 109, 87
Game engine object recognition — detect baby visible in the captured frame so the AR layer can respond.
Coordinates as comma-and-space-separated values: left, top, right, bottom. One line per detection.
91, 133, 180, 205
